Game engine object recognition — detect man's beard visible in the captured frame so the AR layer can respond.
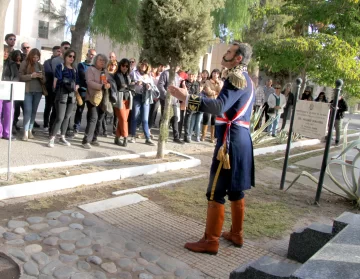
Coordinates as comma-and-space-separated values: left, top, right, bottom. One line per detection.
222, 55, 235, 63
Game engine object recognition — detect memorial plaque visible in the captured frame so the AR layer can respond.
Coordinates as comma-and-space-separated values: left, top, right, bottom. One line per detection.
293, 100, 330, 139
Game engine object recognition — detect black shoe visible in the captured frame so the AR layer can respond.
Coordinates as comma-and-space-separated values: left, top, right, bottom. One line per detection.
145, 139, 155, 146
184, 137, 191, 143
34, 121, 40, 128
91, 141, 100, 146
335, 141, 340, 146
123, 137, 128, 147
114, 137, 122, 146
103, 133, 108, 137
173, 138, 185, 144
14, 123, 20, 131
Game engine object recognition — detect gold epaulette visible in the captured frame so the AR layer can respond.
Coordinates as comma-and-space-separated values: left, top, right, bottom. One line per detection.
227, 65, 247, 89
187, 94, 201, 112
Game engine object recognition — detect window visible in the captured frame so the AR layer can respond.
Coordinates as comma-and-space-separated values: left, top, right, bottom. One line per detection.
40, 0, 50, 12
38, 21, 49, 39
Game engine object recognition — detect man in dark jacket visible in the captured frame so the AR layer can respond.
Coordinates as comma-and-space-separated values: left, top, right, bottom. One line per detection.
183, 71, 200, 142
157, 67, 184, 144
1, 45, 19, 140
73, 49, 96, 134
43, 46, 61, 132
330, 96, 348, 145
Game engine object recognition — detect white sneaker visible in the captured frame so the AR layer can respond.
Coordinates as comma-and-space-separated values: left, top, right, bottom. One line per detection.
59, 137, 71, 146
129, 137, 136, 143
48, 138, 55, 148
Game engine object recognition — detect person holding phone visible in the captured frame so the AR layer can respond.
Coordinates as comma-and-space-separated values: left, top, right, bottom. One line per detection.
19, 48, 46, 141
48, 49, 79, 148
81, 54, 111, 149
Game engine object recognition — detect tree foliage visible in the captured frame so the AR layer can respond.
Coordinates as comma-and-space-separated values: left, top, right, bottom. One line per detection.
91, 0, 141, 44
282, 0, 360, 45
254, 34, 360, 96
139, 0, 214, 158
212, 0, 258, 41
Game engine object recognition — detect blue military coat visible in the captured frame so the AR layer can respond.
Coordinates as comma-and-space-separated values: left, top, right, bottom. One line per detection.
187, 65, 255, 193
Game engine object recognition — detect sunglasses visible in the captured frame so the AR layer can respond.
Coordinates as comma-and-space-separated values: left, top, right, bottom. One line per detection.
22, 46, 30, 50
121, 64, 129, 68
64, 46, 70, 50
130, 61, 135, 63
68, 55, 75, 58
275, 87, 281, 89
8, 38, 16, 41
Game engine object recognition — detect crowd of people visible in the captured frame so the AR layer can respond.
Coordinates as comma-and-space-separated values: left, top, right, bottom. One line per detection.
255, 79, 348, 144
1, 33, 348, 148
1, 34, 228, 149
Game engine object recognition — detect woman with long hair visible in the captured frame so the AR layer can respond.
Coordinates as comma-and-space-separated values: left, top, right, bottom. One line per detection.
19, 48, 46, 141
48, 49, 79, 148
110, 58, 133, 147
315, 92, 328, 103
11, 50, 24, 132
202, 68, 223, 142
280, 83, 294, 130
81, 54, 111, 149
1, 45, 19, 140
129, 59, 159, 145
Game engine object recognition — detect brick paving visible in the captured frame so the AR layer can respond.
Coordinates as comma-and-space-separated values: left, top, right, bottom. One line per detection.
95, 200, 288, 279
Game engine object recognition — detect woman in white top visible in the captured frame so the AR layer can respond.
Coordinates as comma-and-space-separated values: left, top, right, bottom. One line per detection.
267, 84, 286, 137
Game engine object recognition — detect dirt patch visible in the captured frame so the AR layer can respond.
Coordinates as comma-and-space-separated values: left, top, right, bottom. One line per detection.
0, 154, 181, 186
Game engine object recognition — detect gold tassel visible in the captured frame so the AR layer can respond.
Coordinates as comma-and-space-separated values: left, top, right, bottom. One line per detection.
223, 153, 231, 169
216, 144, 231, 169
217, 145, 225, 161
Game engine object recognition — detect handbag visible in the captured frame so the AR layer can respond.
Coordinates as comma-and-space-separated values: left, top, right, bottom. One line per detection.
268, 107, 275, 114
101, 89, 114, 114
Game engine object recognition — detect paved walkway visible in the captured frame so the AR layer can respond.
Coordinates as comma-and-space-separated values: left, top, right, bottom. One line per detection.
95, 200, 287, 279
1, 207, 207, 279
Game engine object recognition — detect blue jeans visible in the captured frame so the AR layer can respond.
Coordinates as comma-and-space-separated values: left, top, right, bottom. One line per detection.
23, 92, 42, 131
190, 112, 203, 138
131, 95, 150, 139
268, 115, 279, 136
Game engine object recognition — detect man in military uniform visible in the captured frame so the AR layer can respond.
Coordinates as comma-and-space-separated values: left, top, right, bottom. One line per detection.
168, 42, 255, 255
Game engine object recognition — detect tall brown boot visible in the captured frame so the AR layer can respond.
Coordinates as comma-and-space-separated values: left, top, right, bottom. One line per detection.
184, 201, 225, 255
222, 199, 245, 247
210, 125, 215, 143
200, 125, 208, 141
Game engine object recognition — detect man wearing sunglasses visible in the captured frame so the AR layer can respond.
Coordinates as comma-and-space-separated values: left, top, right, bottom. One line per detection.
20, 42, 31, 60
73, 48, 97, 135
5, 33, 16, 53
129, 58, 136, 72
51, 41, 71, 76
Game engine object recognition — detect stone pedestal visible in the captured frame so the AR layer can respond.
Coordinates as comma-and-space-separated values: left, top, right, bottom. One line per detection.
230, 256, 301, 279
287, 223, 333, 263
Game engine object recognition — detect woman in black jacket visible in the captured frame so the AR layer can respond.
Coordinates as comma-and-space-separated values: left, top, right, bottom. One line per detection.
280, 83, 294, 130
315, 92, 328, 103
1, 45, 19, 140
110, 58, 133, 147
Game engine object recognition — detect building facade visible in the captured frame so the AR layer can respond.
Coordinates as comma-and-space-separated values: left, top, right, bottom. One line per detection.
4, 0, 66, 62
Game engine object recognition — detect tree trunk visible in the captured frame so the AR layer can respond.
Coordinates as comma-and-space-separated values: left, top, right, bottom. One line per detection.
0, 0, 11, 78
70, 0, 95, 65
156, 66, 176, 159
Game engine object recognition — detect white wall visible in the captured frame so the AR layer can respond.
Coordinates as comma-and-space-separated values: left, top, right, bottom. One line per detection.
94, 35, 141, 61
4, 0, 66, 62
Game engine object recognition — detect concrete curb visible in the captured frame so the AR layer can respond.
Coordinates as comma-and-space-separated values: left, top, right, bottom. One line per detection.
112, 174, 207, 196
254, 139, 321, 156
0, 151, 201, 200
0, 150, 179, 174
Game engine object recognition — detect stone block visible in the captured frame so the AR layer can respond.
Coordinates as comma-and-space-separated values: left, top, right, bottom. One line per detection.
332, 212, 360, 235
287, 223, 333, 263
230, 256, 301, 279
291, 224, 360, 279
